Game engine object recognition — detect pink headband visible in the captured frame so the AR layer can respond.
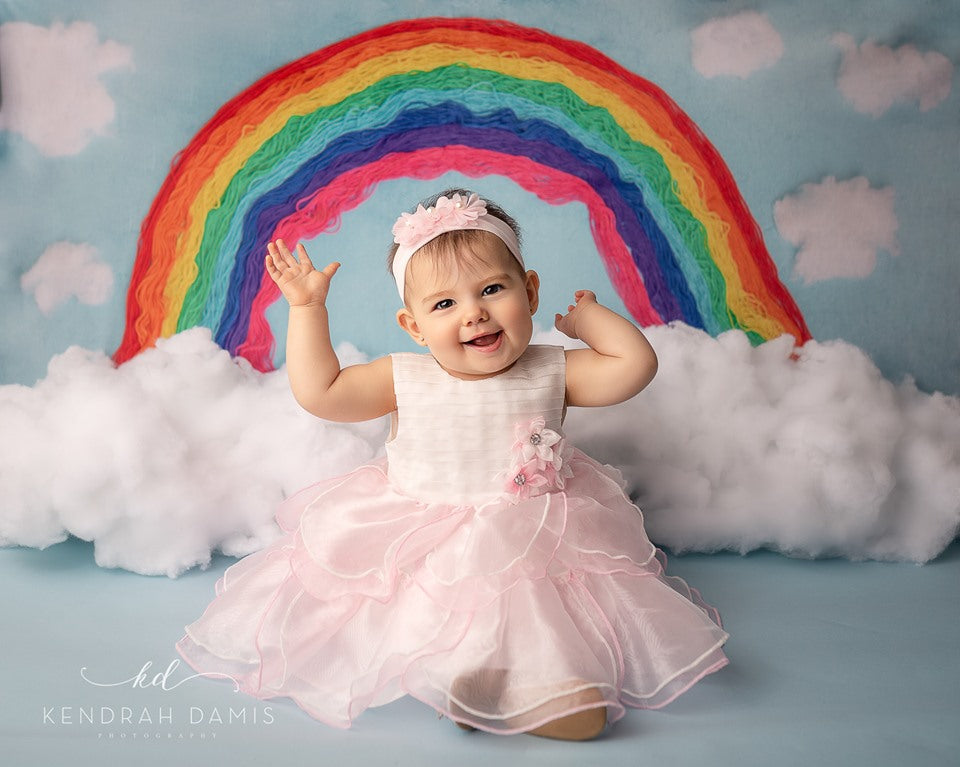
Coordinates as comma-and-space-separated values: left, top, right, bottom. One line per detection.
391, 193, 523, 299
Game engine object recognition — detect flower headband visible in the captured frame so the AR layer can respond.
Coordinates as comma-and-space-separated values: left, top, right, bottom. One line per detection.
391, 193, 523, 299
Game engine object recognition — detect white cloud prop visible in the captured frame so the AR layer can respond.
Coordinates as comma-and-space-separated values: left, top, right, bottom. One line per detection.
0, 21, 133, 156
773, 176, 899, 284
833, 34, 953, 116
1, 326, 956, 576
21, 241, 115, 313
565, 325, 959, 564
0, 331, 385, 577
690, 11, 784, 79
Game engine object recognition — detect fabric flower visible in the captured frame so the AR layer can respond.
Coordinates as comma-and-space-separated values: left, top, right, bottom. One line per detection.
506, 459, 550, 500
514, 417, 563, 469
391, 193, 487, 248
503, 418, 573, 500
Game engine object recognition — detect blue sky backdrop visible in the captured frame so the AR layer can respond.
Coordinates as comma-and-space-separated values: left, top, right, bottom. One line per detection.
0, 0, 957, 394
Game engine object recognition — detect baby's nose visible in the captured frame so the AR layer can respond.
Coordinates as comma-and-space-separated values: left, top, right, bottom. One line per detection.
462, 302, 488, 324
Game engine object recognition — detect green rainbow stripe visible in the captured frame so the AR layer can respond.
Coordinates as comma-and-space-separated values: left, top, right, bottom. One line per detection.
115, 18, 809, 369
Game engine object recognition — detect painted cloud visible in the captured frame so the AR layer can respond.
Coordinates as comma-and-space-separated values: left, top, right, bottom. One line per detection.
21, 242, 115, 314
0, 21, 133, 156
691, 11, 784, 79
774, 176, 899, 284
833, 34, 953, 116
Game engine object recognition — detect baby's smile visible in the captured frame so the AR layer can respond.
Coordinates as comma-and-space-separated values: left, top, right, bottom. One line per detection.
463, 330, 503, 352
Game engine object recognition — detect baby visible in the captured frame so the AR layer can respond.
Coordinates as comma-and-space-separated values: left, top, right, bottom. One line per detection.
177, 189, 727, 740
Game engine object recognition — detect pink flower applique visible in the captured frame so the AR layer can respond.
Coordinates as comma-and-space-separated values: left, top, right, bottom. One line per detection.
514, 417, 562, 466
504, 418, 573, 499
508, 459, 550, 500
392, 193, 487, 248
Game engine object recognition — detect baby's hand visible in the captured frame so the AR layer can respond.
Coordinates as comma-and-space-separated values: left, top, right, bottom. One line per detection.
265, 239, 340, 308
554, 290, 598, 340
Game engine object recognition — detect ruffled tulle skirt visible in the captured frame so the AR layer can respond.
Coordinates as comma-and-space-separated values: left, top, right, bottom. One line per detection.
176, 451, 728, 733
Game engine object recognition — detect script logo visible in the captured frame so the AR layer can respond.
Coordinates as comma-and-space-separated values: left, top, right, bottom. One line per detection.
80, 659, 240, 692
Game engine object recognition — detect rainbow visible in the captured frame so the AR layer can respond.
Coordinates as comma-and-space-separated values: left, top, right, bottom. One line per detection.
115, 17, 810, 370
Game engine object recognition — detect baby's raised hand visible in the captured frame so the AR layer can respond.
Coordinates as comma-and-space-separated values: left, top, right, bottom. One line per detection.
554, 290, 598, 339
265, 239, 340, 307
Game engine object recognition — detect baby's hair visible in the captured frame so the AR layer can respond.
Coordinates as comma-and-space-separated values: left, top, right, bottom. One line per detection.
386, 189, 524, 300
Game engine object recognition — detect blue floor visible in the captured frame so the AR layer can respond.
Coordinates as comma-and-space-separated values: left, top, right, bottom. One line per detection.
2, 537, 958, 767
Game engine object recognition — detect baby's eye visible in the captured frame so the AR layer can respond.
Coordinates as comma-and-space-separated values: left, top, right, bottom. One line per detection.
433, 298, 454, 311
482, 283, 504, 296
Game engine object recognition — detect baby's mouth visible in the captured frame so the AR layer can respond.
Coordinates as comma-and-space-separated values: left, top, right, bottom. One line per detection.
463, 331, 503, 349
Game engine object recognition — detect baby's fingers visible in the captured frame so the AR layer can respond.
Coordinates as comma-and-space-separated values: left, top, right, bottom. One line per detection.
295, 243, 315, 271
264, 243, 289, 278
554, 311, 578, 339
265, 241, 280, 265
270, 239, 293, 264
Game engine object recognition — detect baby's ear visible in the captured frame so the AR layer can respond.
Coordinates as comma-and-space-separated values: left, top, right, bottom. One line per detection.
524, 270, 541, 314
396, 308, 428, 346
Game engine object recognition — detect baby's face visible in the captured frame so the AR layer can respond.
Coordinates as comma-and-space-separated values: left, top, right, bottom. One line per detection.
396, 236, 540, 380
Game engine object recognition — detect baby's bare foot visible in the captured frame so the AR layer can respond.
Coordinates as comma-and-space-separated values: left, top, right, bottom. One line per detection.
448, 668, 508, 731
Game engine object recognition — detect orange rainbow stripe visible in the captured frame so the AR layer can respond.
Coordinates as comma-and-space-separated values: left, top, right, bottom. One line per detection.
115, 17, 810, 370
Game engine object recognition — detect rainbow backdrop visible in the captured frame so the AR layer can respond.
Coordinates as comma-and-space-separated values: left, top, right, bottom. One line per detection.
115, 17, 810, 370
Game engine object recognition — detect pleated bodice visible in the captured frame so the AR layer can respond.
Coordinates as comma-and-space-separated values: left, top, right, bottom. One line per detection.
385, 345, 566, 505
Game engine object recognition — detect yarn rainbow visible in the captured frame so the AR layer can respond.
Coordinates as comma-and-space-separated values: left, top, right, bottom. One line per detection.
114, 17, 810, 370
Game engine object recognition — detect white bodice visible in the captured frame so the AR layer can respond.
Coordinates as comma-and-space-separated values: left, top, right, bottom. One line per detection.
386, 345, 567, 505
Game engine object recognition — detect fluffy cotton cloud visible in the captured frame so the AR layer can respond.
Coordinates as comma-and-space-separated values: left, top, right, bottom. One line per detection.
690, 11, 784, 79
833, 34, 953, 116
1, 325, 956, 576
0, 20, 133, 156
21, 241, 115, 313
773, 176, 899, 284
564, 324, 959, 564
0, 331, 385, 576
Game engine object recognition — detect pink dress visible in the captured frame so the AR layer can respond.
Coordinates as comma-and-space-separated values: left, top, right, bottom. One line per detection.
176, 345, 728, 733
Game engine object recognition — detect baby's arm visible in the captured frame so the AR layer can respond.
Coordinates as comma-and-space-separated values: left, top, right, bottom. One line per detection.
265, 240, 395, 422
555, 290, 658, 407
